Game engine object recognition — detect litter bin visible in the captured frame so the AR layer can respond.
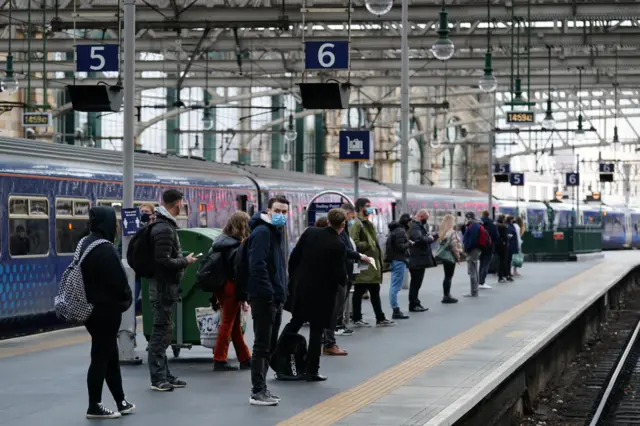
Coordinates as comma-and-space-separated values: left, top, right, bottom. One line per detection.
142, 227, 222, 358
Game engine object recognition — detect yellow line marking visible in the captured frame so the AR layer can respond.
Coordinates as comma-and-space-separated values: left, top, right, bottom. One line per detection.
505, 330, 525, 338
278, 262, 607, 426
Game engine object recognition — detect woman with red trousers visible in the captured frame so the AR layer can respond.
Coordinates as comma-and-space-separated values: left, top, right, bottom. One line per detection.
212, 211, 252, 371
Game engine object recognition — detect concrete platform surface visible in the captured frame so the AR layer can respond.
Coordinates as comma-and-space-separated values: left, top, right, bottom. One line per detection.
1, 254, 631, 426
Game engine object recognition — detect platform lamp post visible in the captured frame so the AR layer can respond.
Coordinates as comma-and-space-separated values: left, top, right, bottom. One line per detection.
1, 0, 19, 95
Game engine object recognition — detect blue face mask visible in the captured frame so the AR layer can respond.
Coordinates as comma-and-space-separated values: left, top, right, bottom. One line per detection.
271, 213, 286, 227
365, 207, 374, 215
348, 219, 355, 226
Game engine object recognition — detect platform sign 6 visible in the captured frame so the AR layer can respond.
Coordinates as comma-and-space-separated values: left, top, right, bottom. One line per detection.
599, 163, 615, 173
76, 45, 119, 72
566, 172, 580, 186
305, 41, 349, 70
509, 172, 524, 186
494, 163, 510, 174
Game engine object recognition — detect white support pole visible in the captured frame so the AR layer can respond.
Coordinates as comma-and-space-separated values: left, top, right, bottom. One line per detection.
400, 0, 410, 290
119, 0, 141, 365
488, 94, 496, 216
354, 162, 360, 200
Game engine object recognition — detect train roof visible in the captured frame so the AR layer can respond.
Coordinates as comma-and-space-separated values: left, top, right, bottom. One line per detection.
384, 183, 493, 203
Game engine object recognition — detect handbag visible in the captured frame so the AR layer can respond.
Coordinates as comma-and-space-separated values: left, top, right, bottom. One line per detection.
435, 241, 456, 264
512, 252, 524, 268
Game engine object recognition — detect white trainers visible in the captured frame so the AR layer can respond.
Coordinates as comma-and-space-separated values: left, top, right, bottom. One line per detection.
478, 284, 492, 289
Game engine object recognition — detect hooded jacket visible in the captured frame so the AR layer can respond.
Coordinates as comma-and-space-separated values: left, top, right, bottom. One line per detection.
212, 234, 242, 274
247, 212, 287, 303
79, 207, 132, 313
349, 215, 383, 284
150, 206, 188, 302
385, 221, 410, 263
463, 219, 482, 252
481, 216, 500, 250
408, 219, 437, 269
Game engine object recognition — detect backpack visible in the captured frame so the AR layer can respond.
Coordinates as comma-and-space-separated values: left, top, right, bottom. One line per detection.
54, 237, 111, 324
270, 332, 308, 381
195, 248, 229, 292
476, 224, 492, 250
127, 223, 157, 278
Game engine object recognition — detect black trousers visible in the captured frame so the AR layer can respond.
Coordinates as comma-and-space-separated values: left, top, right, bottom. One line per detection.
249, 298, 283, 394
352, 283, 385, 322
85, 309, 125, 406
442, 262, 456, 296
408, 268, 426, 308
497, 246, 509, 279
282, 317, 324, 376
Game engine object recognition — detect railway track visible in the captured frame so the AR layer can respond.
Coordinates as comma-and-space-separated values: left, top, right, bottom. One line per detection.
590, 317, 640, 425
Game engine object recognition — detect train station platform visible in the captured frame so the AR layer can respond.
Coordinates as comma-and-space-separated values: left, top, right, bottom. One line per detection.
1, 253, 637, 426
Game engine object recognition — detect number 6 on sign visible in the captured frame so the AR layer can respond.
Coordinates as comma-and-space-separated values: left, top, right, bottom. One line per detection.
305, 41, 349, 70
566, 172, 580, 186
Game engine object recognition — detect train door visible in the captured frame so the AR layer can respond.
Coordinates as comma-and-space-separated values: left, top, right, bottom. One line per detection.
624, 211, 632, 247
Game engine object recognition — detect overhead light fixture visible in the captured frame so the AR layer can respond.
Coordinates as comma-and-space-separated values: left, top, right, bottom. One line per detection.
478, 51, 497, 93
431, 0, 455, 61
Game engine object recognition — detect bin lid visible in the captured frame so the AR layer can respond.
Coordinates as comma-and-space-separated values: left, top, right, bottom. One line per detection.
177, 227, 223, 297
177, 227, 223, 240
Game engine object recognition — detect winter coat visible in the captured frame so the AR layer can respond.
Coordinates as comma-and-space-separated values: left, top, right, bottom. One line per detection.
149, 208, 188, 303
408, 220, 437, 269
80, 207, 132, 313
481, 217, 500, 250
442, 229, 463, 260
462, 220, 482, 253
211, 234, 243, 301
495, 223, 509, 254
339, 225, 362, 281
349, 216, 383, 284
247, 212, 287, 304
385, 221, 410, 263
287, 227, 347, 328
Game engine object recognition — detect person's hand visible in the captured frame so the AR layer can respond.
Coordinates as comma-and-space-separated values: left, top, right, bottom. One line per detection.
241, 302, 249, 312
185, 253, 197, 264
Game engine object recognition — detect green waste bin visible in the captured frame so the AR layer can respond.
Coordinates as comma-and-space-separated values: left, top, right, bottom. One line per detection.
142, 227, 222, 358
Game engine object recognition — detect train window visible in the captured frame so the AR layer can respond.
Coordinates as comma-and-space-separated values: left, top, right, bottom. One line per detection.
236, 195, 248, 212
176, 203, 189, 229
55, 198, 91, 255
9, 196, 50, 257
199, 204, 208, 228
97, 200, 123, 218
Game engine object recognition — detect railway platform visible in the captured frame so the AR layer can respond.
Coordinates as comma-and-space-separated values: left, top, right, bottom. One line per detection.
1, 253, 637, 426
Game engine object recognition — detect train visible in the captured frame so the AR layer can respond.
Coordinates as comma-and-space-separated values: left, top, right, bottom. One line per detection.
0, 137, 634, 332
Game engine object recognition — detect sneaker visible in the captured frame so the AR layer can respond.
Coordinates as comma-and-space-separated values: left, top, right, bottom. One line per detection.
506, 277, 514, 282
169, 378, 187, 388
409, 305, 428, 313
463, 293, 479, 298
86, 403, 122, 419
214, 361, 240, 371
335, 327, 354, 336
376, 319, 396, 327
392, 308, 410, 320
240, 358, 252, 370
352, 319, 371, 328
250, 390, 279, 406
265, 389, 281, 402
479, 284, 492, 290
498, 278, 506, 283
323, 345, 348, 356
441, 295, 458, 304
117, 400, 135, 415
150, 382, 174, 392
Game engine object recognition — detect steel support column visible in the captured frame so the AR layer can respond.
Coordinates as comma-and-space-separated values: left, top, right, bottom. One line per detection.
166, 86, 180, 154
295, 104, 304, 172
271, 95, 283, 169
314, 113, 325, 175
203, 90, 216, 161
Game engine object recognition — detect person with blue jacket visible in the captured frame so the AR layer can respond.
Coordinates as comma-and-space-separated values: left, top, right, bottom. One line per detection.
462, 211, 482, 297
247, 196, 289, 407
479, 210, 500, 288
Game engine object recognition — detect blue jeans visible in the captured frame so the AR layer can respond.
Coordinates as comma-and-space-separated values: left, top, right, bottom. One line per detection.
390, 260, 407, 309
479, 252, 492, 285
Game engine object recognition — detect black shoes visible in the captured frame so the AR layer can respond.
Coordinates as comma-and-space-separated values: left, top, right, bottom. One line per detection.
409, 304, 428, 312
214, 360, 240, 371
240, 358, 252, 370
441, 295, 458, 304
306, 374, 328, 382
392, 308, 410, 319
86, 403, 121, 419
117, 400, 136, 415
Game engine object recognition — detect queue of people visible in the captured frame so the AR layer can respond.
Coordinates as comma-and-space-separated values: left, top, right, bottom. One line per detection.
72, 187, 525, 417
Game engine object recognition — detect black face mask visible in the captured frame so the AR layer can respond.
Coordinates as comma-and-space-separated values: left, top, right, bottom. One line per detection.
421, 219, 427, 225
140, 213, 151, 224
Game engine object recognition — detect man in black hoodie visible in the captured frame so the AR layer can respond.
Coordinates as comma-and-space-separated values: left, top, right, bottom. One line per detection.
479, 210, 500, 289
147, 189, 197, 392
247, 196, 289, 406
80, 207, 134, 419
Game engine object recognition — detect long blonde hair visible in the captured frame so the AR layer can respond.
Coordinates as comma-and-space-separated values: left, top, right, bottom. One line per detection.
438, 214, 456, 240
223, 211, 251, 241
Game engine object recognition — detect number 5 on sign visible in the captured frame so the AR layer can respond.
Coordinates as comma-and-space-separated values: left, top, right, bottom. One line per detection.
76, 44, 119, 72
305, 41, 349, 70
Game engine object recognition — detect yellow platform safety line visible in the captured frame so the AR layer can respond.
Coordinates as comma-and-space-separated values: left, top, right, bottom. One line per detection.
278, 262, 604, 426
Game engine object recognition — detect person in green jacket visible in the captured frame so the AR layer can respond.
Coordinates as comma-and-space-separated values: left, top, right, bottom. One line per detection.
349, 198, 395, 328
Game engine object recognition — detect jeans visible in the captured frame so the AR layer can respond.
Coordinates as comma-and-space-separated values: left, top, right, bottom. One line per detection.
213, 281, 251, 363
389, 260, 406, 309
324, 284, 347, 347
442, 261, 456, 297
249, 298, 283, 394
466, 248, 481, 295
282, 317, 324, 376
479, 252, 492, 284
85, 309, 125, 406
147, 299, 176, 385
352, 284, 386, 322
337, 281, 353, 329
408, 268, 426, 308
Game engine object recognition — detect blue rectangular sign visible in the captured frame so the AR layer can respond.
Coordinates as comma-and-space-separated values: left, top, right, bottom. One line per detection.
494, 163, 510, 174
307, 202, 343, 227
121, 208, 141, 237
599, 163, 614, 173
339, 130, 373, 162
305, 41, 349, 70
566, 172, 580, 186
509, 172, 524, 186
76, 44, 119, 72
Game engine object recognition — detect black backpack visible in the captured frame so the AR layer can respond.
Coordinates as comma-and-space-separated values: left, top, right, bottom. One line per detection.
127, 223, 157, 279
270, 332, 308, 381
195, 248, 228, 292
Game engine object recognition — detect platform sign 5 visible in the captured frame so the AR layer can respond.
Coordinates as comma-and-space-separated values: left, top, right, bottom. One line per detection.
599, 163, 615, 173
509, 172, 524, 186
566, 172, 580, 186
121, 208, 141, 237
305, 41, 349, 70
76, 45, 119, 72
494, 163, 510, 174
339, 130, 373, 162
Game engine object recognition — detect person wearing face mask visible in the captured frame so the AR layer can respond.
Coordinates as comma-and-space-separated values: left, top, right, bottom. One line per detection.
407, 209, 437, 312
385, 213, 413, 320
147, 189, 198, 392
247, 196, 290, 406
349, 198, 395, 328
